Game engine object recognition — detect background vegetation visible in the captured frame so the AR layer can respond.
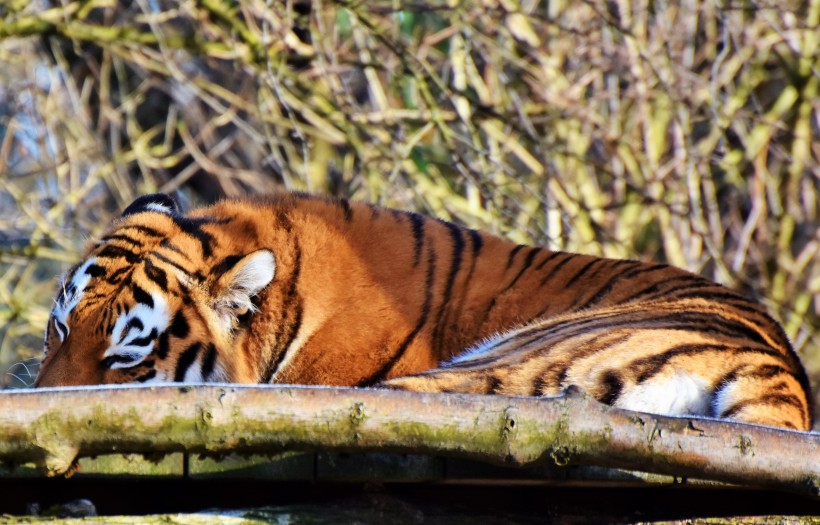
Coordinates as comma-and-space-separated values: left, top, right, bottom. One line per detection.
0, 0, 817, 423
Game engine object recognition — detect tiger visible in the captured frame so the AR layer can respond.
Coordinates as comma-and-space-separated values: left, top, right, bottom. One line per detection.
34, 193, 813, 431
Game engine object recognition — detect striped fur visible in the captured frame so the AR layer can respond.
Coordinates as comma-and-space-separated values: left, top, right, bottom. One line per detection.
35, 193, 813, 430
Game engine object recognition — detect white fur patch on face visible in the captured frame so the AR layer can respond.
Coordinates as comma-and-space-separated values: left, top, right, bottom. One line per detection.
207, 364, 229, 382
104, 292, 170, 369
615, 371, 711, 417
50, 258, 98, 343
182, 362, 203, 382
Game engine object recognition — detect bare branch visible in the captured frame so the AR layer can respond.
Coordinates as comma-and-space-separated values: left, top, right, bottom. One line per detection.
0, 385, 817, 496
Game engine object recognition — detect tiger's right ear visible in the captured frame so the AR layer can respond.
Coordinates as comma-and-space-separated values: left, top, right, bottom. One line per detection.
210, 250, 276, 331
121, 193, 179, 217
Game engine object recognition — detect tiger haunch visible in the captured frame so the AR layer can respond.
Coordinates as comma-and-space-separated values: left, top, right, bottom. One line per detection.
35, 193, 813, 431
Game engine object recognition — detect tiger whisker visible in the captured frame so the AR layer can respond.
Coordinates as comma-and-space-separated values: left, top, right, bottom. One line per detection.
7, 361, 33, 375
5, 371, 32, 387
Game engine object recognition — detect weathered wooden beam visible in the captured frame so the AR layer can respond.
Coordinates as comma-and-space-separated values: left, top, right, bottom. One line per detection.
0, 385, 817, 496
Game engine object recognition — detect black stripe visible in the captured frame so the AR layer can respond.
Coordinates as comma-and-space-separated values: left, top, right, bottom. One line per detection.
370, 204, 383, 220
532, 375, 550, 396
447, 229, 485, 346
131, 284, 154, 308
442, 222, 464, 307
719, 393, 806, 419
211, 254, 243, 278
340, 198, 353, 221
563, 258, 602, 287
150, 251, 192, 277
54, 319, 68, 341
713, 364, 801, 415
144, 259, 169, 290
742, 364, 790, 379
128, 225, 165, 238
623, 262, 670, 277
96, 245, 139, 264
513, 309, 778, 361
538, 253, 574, 286
267, 304, 303, 383
506, 244, 525, 269
408, 212, 425, 267
526, 332, 636, 395
359, 245, 436, 385
646, 278, 717, 300
106, 266, 130, 284
477, 246, 548, 331
100, 309, 112, 335
627, 343, 739, 384
136, 369, 157, 383
102, 354, 143, 367
575, 262, 677, 308
535, 251, 561, 271
275, 208, 294, 233
156, 330, 170, 360
468, 229, 483, 257
170, 311, 190, 338
671, 289, 771, 318
670, 312, 771, 346
478, 246, 544, 328
599, 370, 623, 405
174, 342, 202, 381
262, 243, 303, 383
159, 239, 189, 259
610, 274, 707, 305
277, 244, 304, 349
577, 261, 671, 299
181, 290, 194, 305
502, 246, 540, 292
201, 343, 218, 380
677, 294, 810, 399
433, 222, 466, 351
118, 317, 145, 344
126, 328, 157, 349
99, 234, 143, 247
173, 216, 222, 258
84, 264, 106, 278
487, 375, 503, 394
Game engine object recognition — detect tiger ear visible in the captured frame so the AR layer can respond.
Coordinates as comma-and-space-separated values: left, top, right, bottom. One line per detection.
211, 250, 276, 329
122, 193, 179, 217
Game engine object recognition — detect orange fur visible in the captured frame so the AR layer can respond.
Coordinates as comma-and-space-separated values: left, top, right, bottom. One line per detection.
35, 193, 813, 430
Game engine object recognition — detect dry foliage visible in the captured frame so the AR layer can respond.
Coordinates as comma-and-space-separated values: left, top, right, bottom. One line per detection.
0, 0, 818, 422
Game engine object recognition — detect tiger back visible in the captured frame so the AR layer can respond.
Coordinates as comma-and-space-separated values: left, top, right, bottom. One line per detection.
35, 193, 813, 431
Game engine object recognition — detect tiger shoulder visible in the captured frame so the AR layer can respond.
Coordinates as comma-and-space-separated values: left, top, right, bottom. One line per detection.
35, 193, 813, 431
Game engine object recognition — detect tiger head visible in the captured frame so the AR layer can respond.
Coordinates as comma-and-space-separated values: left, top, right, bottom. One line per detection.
34, 194, 276, 387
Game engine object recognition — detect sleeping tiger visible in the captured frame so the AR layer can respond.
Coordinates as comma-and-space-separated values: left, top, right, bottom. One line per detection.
35, 193, 813, 431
